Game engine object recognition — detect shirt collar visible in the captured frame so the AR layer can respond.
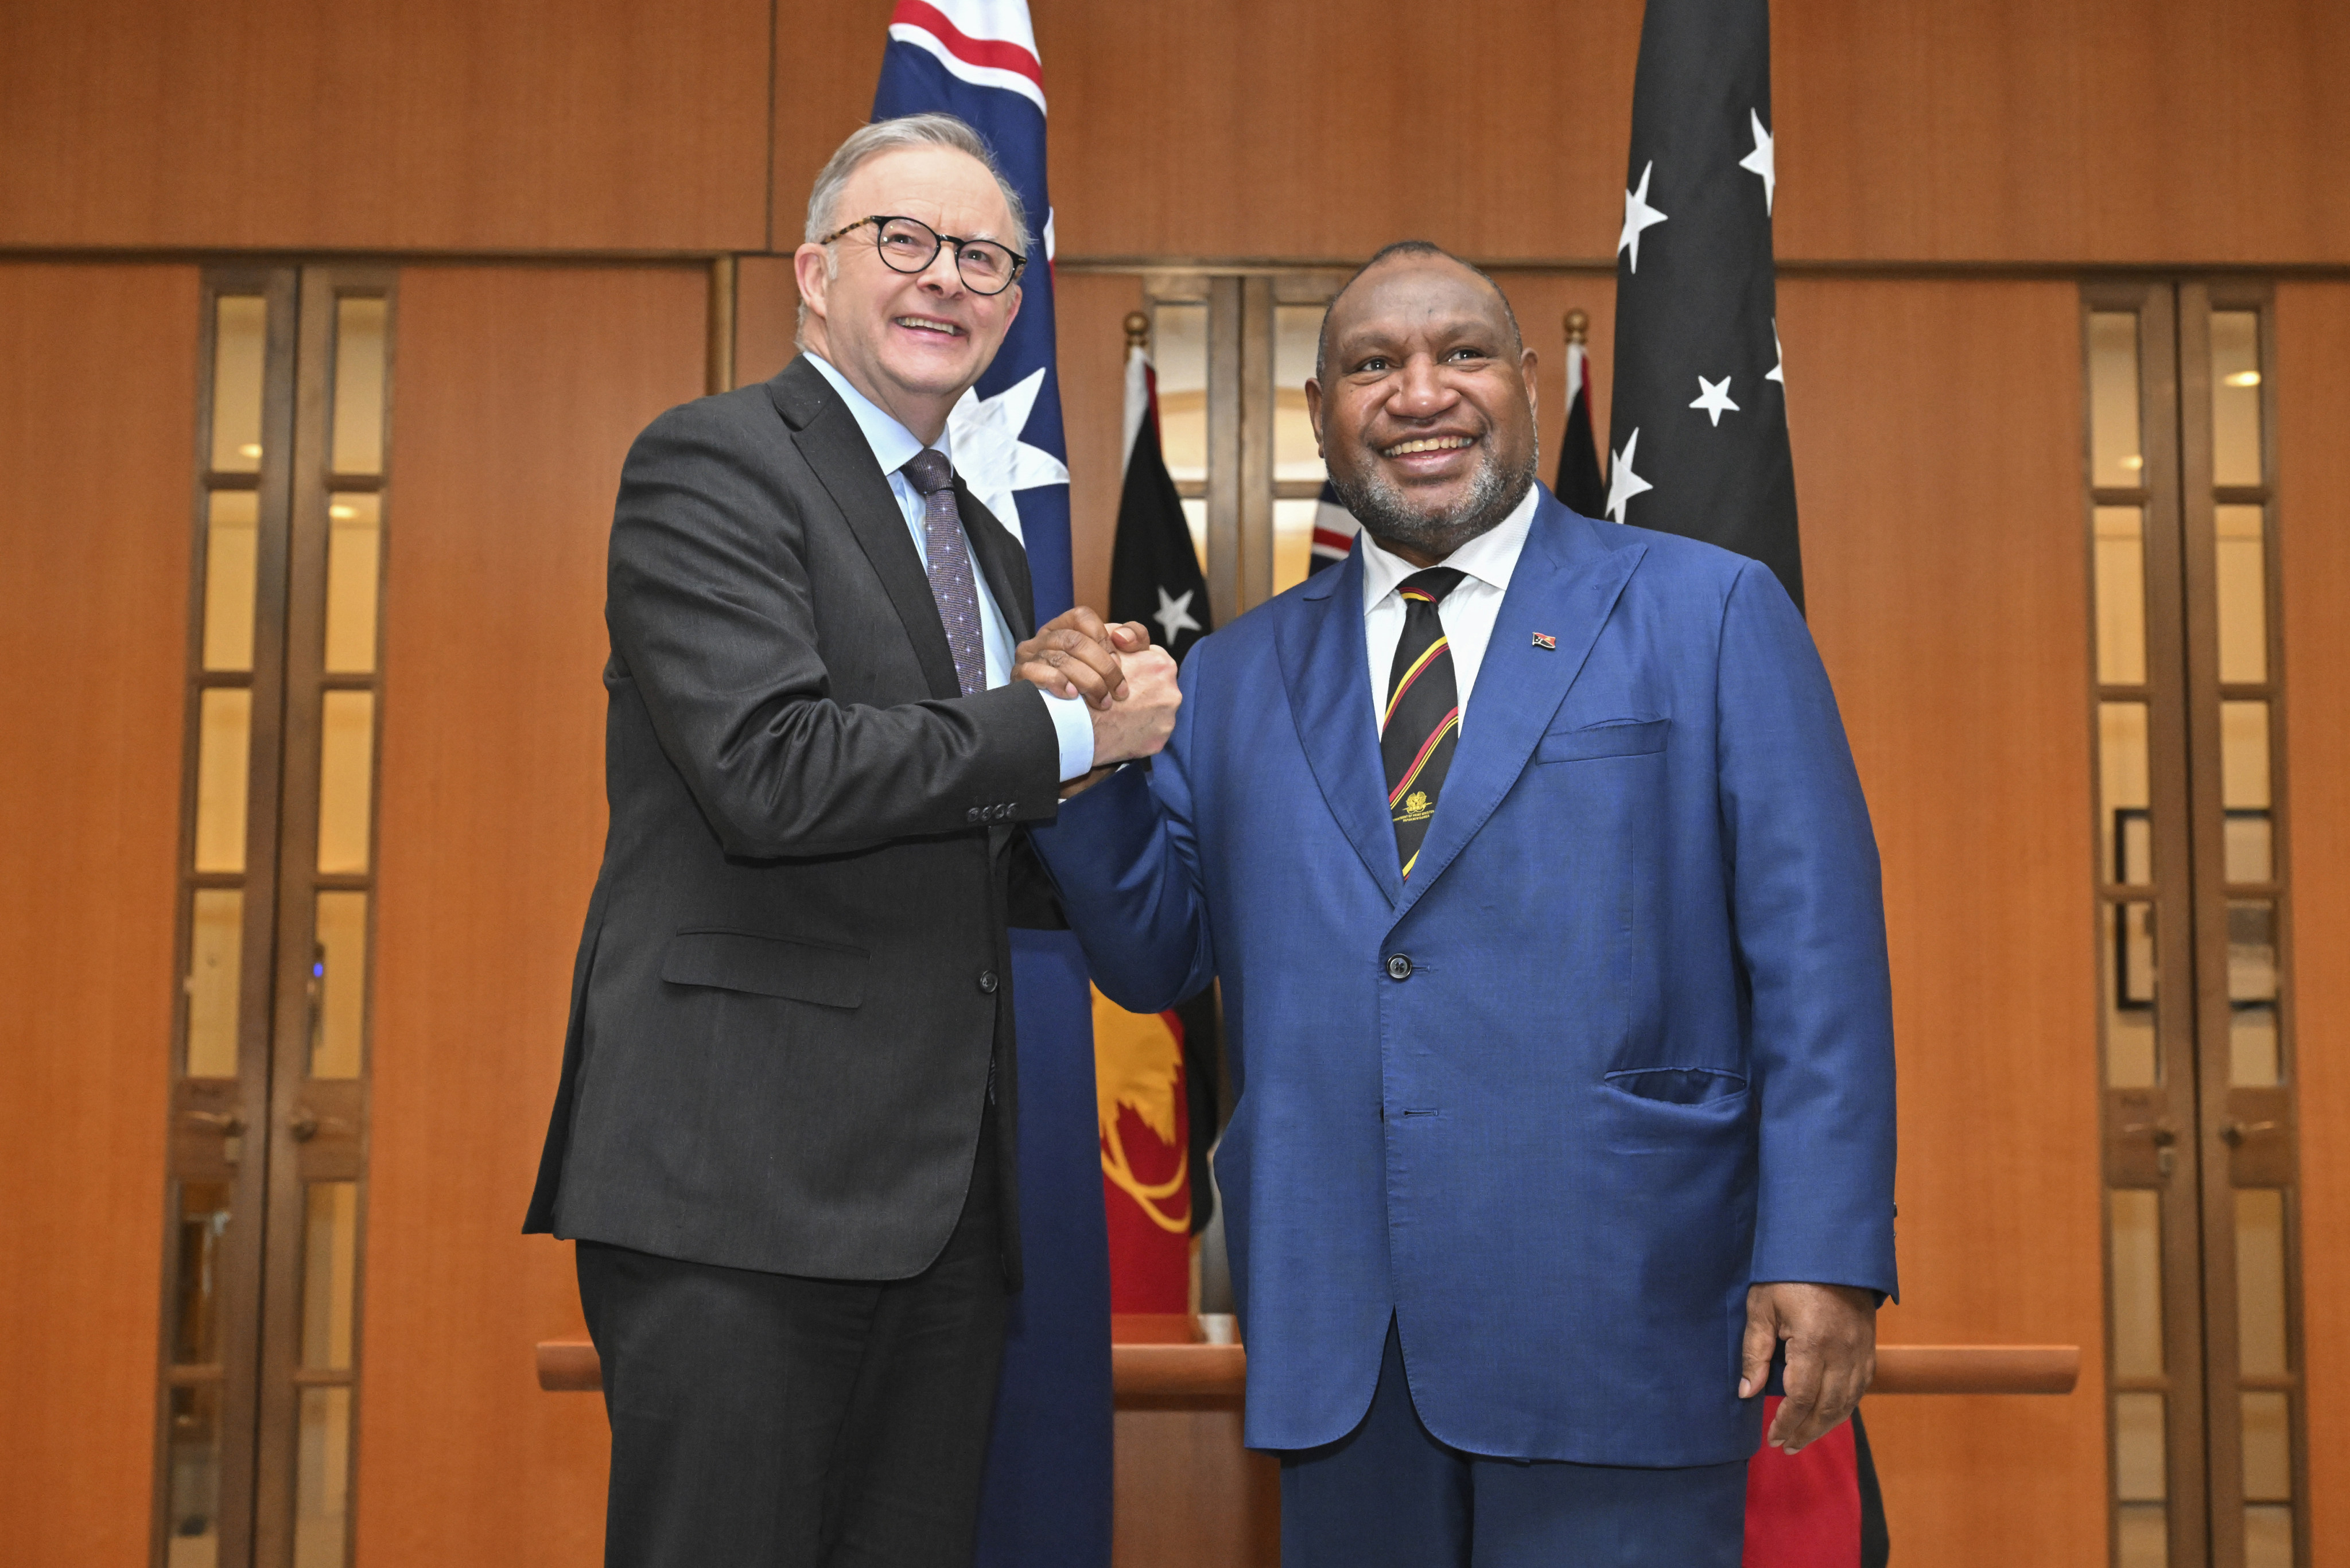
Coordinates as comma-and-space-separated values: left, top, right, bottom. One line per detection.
1359, 480, 1542, 610
805, 352, 952, 477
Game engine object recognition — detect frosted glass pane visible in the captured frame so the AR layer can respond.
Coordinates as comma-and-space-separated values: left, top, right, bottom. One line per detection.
330, 298, 387, 476
310, 891, 368, 1080
195, 688, 251, 874
301, 1182, 359, 1369
1273, 497, 1319, 597
2094, 506, 2147, 686
293, 1386, 351, 1568
2115, 1391, 2167, 1501
166, 1382, 224, 1566
2233, 1003, 2281, 1088
1153, 302, 1207, 485
2215, 505, 2268, 684
2244, 1505, 2293, 1568
2090, 313, 2145, 489
1275, 304, 1327, 482
185, 889, 243, 1078
203, 491, 258, 672
2236, 1189, 2289, 1378
2110, 1189, 2164, 1377
2211, 310, 2263, 488
2100, 702, 2152, 885
316, 691, 374, 874
324, 494, 380, 674
2222, 702, 2271, 811
2117, 1503, 2167, 1568
211, 296, 267, 473
2242, 1391, 2291, 1503
2104, 901, 2158, 1087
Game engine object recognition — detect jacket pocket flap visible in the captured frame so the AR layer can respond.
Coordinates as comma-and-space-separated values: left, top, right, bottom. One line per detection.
1537, 717, 1669, 763
660, 929, 867, 1009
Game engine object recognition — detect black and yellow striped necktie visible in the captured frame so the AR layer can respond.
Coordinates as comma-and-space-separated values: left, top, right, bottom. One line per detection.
1381, 567, 1467, 878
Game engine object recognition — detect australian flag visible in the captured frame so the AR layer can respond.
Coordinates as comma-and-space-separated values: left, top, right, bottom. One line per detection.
875, 6, 1112, 1566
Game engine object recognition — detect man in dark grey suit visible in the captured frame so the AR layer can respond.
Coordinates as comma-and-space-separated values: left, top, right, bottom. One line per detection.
524, 114, 1180, 1567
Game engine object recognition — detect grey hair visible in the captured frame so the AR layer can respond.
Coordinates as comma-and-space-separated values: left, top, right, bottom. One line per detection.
797, 114, 1031, 344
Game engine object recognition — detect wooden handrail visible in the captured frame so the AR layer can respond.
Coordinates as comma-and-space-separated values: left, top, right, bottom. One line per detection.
535, 1322, 2077, 1398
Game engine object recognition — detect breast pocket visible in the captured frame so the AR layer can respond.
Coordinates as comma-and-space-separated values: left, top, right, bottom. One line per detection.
659, 928, 868, 1009
1535, 716, 1669, 764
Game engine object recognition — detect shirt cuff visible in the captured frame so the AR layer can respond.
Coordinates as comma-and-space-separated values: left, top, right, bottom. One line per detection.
1041, 690, 1097, 783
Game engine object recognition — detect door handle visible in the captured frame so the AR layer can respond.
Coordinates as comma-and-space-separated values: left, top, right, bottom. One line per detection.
289, 1111, 352, 1143
2119, 1118, 2179, 1177
2221, 1119, 2279, 1146
186, 1110, 245, 1164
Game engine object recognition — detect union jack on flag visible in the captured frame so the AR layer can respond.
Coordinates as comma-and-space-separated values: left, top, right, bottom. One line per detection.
875, 0, 1075, 620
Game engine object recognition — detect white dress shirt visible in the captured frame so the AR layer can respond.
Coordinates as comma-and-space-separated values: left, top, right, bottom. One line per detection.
1359, 482, 1541, 733
806, 354, 1095, 781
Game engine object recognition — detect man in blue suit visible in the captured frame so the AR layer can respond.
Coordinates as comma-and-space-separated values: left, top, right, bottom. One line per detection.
1026, 243, 1896, 1567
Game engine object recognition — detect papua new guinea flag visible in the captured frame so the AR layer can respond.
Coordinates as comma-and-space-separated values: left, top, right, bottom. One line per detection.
874, 7, 1112, 1566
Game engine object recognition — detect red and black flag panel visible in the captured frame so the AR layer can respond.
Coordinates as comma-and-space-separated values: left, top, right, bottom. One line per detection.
1109, 313, 1211, 664
1553, 309, 1608, 519
1611, 0, 1874, 1559
1607, 0, 1803, 612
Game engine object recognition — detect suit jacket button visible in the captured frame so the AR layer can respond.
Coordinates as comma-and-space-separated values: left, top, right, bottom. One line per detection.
967, 807, 982, 824
1386, 954, 1412, 981
979, 970, 1000, 994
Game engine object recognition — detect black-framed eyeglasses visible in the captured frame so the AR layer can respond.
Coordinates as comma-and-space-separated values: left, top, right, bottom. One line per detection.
818, 215, 1027, 295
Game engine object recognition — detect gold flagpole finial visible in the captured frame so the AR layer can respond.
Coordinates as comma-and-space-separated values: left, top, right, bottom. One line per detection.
1565, 308, 1590, 345
1124, 310, 1151, 349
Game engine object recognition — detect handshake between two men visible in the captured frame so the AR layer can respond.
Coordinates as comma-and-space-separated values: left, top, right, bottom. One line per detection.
1012, 608, 1182, 791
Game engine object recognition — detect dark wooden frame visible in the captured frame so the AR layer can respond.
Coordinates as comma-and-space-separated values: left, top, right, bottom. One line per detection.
2085, 278, 2308, 1568
156, 266, 301, 1568
157, 264, 394, 1568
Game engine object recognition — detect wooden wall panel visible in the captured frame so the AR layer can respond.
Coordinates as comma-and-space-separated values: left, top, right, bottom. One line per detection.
1776, 0, 2350, 264
0, 263, 199, 1565
2276, 281, 2350, 1567
1057, 271, 1145, 617
733, 254, 803, 390
1494, 274, 1618, 492
1782, 278, 2108, 1565
0, 0, 768, 252
770, 0, 2349, 269
359, 264, 708, 1567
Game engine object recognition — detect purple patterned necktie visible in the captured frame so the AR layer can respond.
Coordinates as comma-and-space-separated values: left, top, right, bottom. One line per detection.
900, 449, 988, 697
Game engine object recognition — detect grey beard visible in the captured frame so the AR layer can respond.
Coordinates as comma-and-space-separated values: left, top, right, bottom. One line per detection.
1330, 439, 1538, 559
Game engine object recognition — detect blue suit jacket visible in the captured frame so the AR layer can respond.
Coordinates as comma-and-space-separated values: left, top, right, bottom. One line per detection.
1033, 491, 1897, 1464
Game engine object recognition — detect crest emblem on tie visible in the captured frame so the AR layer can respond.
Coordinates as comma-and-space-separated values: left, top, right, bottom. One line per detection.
1532, 632, 1557, 649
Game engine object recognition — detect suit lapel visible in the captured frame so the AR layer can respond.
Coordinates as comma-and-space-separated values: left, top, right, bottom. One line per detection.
1390, 498, 1647, 923
957, 479, 1037, 640
768, 357, 962, 701
1278, 546, 1403, 908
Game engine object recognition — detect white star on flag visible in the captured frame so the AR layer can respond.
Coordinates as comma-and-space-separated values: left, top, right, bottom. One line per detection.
946, 367, 1070, 543
1618, 162, 1669, 274
1738, 110, 1776, 216
1606, 429, 1653, 526
1766, 320, 1785, 386
1151, 586, 1201, 643
1689, 375, 1740, 426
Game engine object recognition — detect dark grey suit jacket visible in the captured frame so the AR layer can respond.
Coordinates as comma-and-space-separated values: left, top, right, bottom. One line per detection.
525, 355, 1065, 1284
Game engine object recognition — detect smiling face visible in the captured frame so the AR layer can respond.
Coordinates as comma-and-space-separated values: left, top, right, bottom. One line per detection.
794, 144, 1023, 442
1307, 254, 1539, 563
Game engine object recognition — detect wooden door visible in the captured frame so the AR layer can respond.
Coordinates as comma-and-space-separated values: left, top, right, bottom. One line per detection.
0, 261, 201, 1568
353, 263, 708, 1568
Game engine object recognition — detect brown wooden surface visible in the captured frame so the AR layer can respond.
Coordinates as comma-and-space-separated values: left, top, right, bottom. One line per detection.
0, 262, 199, 1566
0, 0, 768, 252
1057, 271, 1147, 616
357, 263, 708, 1567
2275, 281, 2350, 1567
772, 0, 2350, 267
1113, 1404, 1280, 1568
733, 254, 803, 391
1785, 278, 2109, 1565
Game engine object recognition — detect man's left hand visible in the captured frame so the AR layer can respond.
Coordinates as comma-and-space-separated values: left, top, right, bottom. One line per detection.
1739, 1281, 1877, 1454
1015, 609, 1150, 709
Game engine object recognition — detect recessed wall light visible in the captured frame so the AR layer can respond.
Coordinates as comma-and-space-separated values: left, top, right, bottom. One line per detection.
238, 443, 262, 460
2224, 371, 2261, 388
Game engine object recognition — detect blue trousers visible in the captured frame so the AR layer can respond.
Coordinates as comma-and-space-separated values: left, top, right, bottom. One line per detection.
1279, 1325, 1749, 1568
